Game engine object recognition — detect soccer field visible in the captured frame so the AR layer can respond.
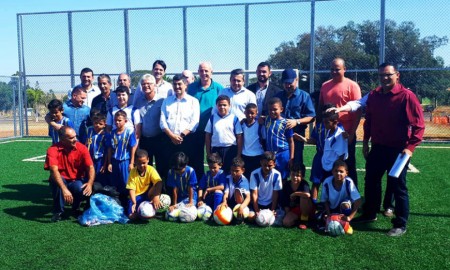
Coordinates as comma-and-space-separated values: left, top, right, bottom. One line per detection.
0, 138, 449, 269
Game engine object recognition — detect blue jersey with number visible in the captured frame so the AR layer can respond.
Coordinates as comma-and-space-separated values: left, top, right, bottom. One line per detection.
105, 128, 137, 161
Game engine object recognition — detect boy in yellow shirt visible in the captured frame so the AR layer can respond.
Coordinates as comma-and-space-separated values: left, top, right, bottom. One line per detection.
126, 149, 163, 219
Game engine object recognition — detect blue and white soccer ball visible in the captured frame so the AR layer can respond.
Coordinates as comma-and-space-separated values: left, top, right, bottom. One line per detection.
256, 209, 275, 227
138, 201, 156, 219
327, 220, 345, 236
197, 205, 213, 221
157, 194, 171, 213
179, 205, 197, 223
165, 208, 181, 222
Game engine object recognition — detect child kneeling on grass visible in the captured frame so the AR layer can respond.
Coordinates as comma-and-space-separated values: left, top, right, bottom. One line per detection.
197, 153, 225, 211
167, 152, 198, 211
126, 149, 163, 220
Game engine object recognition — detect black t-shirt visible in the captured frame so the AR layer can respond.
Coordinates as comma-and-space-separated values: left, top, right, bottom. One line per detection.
280, 180, 311, 208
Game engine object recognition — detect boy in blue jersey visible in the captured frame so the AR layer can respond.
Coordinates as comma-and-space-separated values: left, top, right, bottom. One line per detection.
219, 157, 251, 220
250, 151, 283, 214
241, 103, 264, 179
295, 104, 348, 203
105, 110, 137, 204
262, 97, 294, 179
47, 99, 74, 145
205, 95, 243, 173
106, 86, 141, 139
321, 160, 361, 222
80, 113, 108, 186
197, 153, 225, 211
167, 152, 198, 211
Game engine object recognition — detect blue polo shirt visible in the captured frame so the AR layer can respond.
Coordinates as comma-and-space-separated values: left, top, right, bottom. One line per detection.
188, 79, 224, 132
275, 88, 315, 135
63, 100, 90, 136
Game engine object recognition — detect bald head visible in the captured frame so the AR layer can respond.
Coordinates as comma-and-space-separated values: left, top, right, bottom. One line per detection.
118, 73, 131, 87
330, 58, 346, 82
182, 70, 195, 84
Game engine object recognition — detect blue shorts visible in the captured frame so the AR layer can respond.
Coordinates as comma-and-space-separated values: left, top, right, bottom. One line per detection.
111, 158, 130, 195
310, 152, 323, 185
203, 191, 223, 211
275, 150, 290, 179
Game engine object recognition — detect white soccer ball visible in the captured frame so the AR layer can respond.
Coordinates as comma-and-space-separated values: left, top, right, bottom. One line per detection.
256, 209, 275, 227
213, 205, 233, 225
232, 204, 250, 219
165, 208, 181, 222
157, 194, 171, 212
327, 220, 345, 236
197, 205, 213, 221
179, 205, 197, 223
138, 201, 156, 219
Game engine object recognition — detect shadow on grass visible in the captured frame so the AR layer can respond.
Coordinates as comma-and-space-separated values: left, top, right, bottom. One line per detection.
4, 205, 54, 223
409, 212, 450, 218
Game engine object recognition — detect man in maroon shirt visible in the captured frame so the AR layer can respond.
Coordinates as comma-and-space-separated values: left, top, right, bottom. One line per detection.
44, 126, 95, 222
356, 63, 424, 237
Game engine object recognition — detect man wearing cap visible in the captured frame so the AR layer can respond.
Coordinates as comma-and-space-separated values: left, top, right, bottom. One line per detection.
247, 62, 283, 116
275, 68, 315, 167
319, 58, 362, 187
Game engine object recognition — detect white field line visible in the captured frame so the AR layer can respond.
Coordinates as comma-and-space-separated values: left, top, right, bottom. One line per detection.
0, 139, 51, 144
22, 155, 47, 162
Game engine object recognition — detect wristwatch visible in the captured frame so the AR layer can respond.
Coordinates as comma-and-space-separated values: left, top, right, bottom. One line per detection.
296, 119, 301, 125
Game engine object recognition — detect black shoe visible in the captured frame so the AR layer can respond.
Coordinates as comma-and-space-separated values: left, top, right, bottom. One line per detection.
51, 213, 62, 222
352, 215, 377, 223
71, 209, 83, 218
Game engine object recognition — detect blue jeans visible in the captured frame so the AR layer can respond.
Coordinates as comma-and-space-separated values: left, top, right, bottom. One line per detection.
364, 144, 409, 228
49, 177, 87, 214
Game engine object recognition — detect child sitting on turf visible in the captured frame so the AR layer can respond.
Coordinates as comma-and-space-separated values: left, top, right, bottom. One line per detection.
281, 163, 314, 229
219, 157, 251, 220
241, 103, 264, 179
105, 110, 137, 205
295, 104, 348, 202
106, 86, 141, 138
126, 149, 163, 220
205, 95, 243, 174
167, 152, 198, 211
47, 99, 74, 145
197, 153, 225, 211
249, 151, 283, 214
79, 113, 108, 186
321, 160, 361, 222
261, 97, 294, 180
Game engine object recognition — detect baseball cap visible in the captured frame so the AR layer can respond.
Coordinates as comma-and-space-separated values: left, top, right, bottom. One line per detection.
281, 69, 297, 84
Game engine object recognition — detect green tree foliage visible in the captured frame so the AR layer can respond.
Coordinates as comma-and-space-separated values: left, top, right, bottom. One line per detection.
0, 82, 13, 112
268, 20, 450, 104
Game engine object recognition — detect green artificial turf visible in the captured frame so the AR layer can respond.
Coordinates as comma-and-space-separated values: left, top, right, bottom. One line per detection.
0, 139, 449, 269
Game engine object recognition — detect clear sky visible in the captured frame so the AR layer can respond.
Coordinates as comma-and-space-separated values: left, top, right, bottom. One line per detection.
1, 0, 449, 90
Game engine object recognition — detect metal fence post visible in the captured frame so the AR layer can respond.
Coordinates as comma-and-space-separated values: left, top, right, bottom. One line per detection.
68, 12, 75, 88
183, 7, 188, 70
124, 9, 131, 75
245, 4, 249, 83
16, 14, 24, 137
379, 0, 386, 64
309, 0, 316, 94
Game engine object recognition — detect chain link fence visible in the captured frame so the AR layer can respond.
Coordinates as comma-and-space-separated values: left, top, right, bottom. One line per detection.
10, 0, 450, 140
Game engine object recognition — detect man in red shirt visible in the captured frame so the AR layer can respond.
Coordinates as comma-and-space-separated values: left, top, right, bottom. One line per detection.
319, 58, 361, 187
356, 63, 424, 237
44, 126, 95, 222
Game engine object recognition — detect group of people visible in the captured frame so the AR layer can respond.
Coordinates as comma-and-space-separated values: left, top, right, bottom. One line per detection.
44, 58, 424, 237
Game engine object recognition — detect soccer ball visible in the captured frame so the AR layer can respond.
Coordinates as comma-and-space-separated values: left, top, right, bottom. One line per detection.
179, 205, 197, 223
326, 214, 352, 236
213, 205, 233, 225
197, 205, 213, 221
157, 194, 171, 212
256, 209, 275, 227
165, 208, 181, 222
232, 204, 250, 219
138, 201, 156, 219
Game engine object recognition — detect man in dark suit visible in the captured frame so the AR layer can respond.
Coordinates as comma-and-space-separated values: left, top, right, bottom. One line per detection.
247, 62, 283, 116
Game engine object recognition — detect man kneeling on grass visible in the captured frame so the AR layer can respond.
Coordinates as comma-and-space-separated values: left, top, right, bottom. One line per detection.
44, 126, 95, 222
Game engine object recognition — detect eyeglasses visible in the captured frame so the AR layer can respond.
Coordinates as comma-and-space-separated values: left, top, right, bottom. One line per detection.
378, 73, 397, 78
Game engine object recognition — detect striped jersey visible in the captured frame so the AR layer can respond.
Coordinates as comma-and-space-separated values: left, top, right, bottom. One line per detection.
82, 126, 106, 160
166, 166, 198, 202
263, 117, 293, 153
49, 116, 74, 144
105, 128, 137, 161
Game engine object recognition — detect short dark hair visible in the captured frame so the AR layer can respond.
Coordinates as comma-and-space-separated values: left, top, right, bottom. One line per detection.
245, 103, 257, 111
207, 153, 223, 166
332, 159, 348, 171
378, 62, 398, 71
172, 74, 188, 85
171, 152, 189, 170
321, 103, 338, 121
230, 68, 245, 79
268, 97, 282, 107
135, 149, 149, 160
47, 99, 63, 111
97, 73, 111, 84
153, 60, 167, 71
290, 163, 306, 178
230, 157, 245, 169
114, 110, 127, 119
71, 85, 86, 96
216, 95, 230, 105
115, 85, 130, 95
257, 62, 271, 70
80, 67, 93, 76
91, 113, 106, 123
260, 151, 276, 162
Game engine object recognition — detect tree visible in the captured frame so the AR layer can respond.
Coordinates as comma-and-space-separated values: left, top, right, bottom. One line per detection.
0, 82, 13, 113
26, 81, 45, 122
268, 20, 450, 105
